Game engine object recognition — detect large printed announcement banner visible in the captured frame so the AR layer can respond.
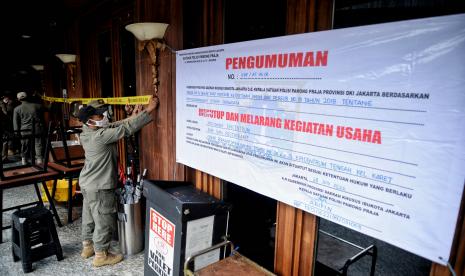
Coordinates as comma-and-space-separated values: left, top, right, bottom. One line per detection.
176, 14, 465, 264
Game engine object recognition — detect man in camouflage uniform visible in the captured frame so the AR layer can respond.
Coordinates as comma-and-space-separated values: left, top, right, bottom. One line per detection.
77, 96, 158, 267
13, 91, 45, 165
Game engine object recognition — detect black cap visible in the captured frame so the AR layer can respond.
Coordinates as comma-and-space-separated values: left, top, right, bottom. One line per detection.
77, 105, 107, 122
87, 99, 108, 109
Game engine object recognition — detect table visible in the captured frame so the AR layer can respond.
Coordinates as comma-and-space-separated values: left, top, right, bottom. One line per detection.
0, 167, 62, 243
47, 161, 83, 223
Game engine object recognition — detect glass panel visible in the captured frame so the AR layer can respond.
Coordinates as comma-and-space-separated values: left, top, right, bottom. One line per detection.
225, 0, 286, 43
334, 0, 465, 29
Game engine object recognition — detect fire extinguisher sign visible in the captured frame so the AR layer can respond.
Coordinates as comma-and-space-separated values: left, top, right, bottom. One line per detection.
148, 208, 175, 276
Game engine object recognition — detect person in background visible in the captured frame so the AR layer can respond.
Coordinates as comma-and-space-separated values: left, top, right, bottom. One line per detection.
13, 91, 45, 165
1, 103, 9, 162
77, 96, 158, 267
1, 94, 15, 161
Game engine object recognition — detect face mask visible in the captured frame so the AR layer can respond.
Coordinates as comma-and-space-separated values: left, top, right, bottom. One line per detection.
87, 114, 110, 128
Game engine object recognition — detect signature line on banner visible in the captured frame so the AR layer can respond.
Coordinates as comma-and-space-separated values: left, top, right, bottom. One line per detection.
293, 201, 382, 233
239, 77, 323, 80
306, 178, 394, 206
194, 136, 413, 190
207, 125, 415, 188
207, 124, 418, 167
186, 100, 424, 126
283, 154, 413, 190
209, 131, 416, 180
188, 94, 426, 113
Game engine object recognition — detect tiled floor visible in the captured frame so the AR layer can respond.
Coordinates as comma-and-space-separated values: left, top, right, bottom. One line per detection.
0, 185, 144, 276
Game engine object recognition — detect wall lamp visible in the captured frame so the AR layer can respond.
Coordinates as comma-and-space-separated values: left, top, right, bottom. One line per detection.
56, 54, 77, 90
31, 65, 44, 71
125, 22, 170, 98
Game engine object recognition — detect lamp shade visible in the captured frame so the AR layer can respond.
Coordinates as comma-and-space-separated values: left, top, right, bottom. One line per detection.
56, 54, 77, 63
31, 65, 44, 71
125, 23, 169, 41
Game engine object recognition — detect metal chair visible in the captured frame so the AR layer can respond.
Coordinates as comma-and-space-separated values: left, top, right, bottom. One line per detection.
46, 121, 84, 223
0, 119, 51, 181
47, 121, 84, 168
315, 230, 377, 276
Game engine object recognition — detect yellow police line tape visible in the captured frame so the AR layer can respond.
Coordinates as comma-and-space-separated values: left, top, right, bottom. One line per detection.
41, 95, 151, 105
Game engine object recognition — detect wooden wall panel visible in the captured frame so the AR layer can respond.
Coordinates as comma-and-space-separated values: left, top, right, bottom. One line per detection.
202, 0, 224, 46
79, 15, 101, 99
274, 1, 333, 275
43, 63, 60, 99
64, 21, 83, 100
109, 12, 127, 168
135, 0, 184, 181
286, 0, 317, 34
193, 170, 222, 199
158, 51, 171, 179
166, 0, 183, 181
316, 0, 333, 30
286, 0, 333, 34
275, 203, 318, 276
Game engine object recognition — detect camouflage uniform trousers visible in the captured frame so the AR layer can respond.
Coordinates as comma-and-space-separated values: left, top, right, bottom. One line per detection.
81, 189, 117, 251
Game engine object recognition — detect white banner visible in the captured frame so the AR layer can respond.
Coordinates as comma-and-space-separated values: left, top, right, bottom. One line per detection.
176, 14, 465, 264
